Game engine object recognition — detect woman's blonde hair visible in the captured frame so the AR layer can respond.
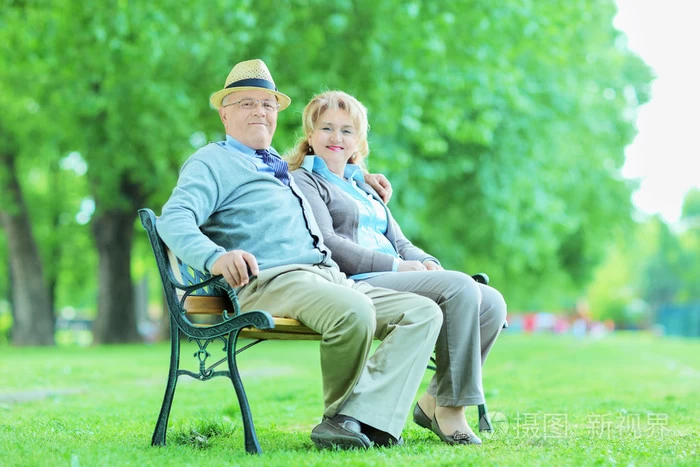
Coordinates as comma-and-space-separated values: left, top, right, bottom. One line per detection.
286, 90, 370, 171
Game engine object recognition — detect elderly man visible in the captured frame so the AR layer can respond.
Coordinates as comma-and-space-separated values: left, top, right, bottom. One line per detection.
157, 59, 442, 449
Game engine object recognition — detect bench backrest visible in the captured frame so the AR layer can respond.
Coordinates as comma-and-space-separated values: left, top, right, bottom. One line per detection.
163, 241, 234, 316
138, 208, 236, 321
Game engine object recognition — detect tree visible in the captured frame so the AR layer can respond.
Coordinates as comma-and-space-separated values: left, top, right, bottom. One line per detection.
262, 0, 653, 310
0, 150, 55, 345
680, 188, 700, 222
641, 216, 684, 309
31, 1, 272, 342
0, 4, 56, 345
4, 0, 654, 345
677, 188, 700, 303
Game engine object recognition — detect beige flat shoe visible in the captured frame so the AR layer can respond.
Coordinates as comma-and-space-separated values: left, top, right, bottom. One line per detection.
413, 402, 432, 430
430, 417, 482, 445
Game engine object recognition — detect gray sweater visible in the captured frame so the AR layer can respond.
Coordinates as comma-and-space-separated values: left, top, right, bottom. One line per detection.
158, 143, 333, 273
292, 167, 438, 276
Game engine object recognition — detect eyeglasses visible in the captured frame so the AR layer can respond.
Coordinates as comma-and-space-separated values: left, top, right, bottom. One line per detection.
222, 98, 281, 113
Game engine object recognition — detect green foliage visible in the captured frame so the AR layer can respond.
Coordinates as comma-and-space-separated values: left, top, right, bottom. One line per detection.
0, 230, 7, 303
350, 0, 652, 310
587, 242, 638, 326
681, 188, 700, 219
586, 226, 651, 327
32, 0, 221, 210
587, 202, 700, 326
677, 189, 700, 303
0, 301, 11, 345
1, 0, 654, 326
240, 0, 652, 310
641, 219, 685, 308
0, 2, 96, 314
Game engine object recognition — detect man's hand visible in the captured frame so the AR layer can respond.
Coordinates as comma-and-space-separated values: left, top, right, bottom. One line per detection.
363, 172, 393, 204
424, 260, 443, 271
211, 250, 259, 288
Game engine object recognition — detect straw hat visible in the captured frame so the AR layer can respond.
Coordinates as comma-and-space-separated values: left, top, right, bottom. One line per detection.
209, 59, 291, 110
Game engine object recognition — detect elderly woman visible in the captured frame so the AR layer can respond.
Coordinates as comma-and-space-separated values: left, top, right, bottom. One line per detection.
287, 90, 507, 446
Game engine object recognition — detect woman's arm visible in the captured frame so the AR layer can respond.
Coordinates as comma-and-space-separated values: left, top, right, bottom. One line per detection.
359, 179, 442, 267
292, 170, 398, 276
387, 217, 440, 265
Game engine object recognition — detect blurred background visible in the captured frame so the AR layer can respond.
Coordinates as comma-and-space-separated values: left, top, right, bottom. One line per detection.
1, 0, 698, 346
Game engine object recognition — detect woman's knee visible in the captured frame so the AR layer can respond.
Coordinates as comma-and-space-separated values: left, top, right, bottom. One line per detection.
438, 270, 482, 304
481, 286, 507, 324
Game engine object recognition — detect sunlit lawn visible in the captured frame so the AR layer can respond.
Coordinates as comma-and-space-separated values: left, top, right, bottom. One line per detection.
1, 332, 698, 466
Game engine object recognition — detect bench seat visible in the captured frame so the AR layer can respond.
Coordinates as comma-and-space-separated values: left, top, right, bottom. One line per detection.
185, 295, 321, 340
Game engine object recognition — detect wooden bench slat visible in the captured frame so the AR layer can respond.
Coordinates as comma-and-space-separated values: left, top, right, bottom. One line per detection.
239, 328, 322, 341
184, 295, 321, 340
182, 295, 232, 314
241, 316, 321, 340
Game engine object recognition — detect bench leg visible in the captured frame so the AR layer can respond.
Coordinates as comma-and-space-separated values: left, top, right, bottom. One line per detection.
478, 403, 494, 432
152, 325, 181, 446
476, 320, 507, 433
227, 331, 262, 454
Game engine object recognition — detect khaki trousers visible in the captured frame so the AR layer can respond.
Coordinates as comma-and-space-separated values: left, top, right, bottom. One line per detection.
236, 264, 442, 438
363, 270, 507, 407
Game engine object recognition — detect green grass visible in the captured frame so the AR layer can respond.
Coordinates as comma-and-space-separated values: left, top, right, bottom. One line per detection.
1, 332, 698, 466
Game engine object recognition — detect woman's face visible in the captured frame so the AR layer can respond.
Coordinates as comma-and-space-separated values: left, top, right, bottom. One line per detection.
309, 109, 358, 172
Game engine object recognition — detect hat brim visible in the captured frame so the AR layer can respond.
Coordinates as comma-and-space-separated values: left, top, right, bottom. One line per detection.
209, 87, 291, 111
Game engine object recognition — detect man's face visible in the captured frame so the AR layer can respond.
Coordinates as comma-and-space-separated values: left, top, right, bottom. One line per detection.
218, 90, 279, 150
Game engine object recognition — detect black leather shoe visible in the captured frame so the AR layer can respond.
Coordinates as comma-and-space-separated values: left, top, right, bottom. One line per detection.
361, 423, 404, 447
311, 415, 372, 450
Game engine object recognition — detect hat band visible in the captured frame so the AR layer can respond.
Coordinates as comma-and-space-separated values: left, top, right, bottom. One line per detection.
225, 78, 278, 92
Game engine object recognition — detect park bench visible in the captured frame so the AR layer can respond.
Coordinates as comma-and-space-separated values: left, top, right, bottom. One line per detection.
139, 207, 499, 454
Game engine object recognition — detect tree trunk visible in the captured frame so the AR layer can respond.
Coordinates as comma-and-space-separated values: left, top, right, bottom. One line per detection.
91, 208, 142, 343
0, 152, 54, 346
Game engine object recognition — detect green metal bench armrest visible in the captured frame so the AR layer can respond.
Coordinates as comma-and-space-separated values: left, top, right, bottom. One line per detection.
137, 208, 271, 337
